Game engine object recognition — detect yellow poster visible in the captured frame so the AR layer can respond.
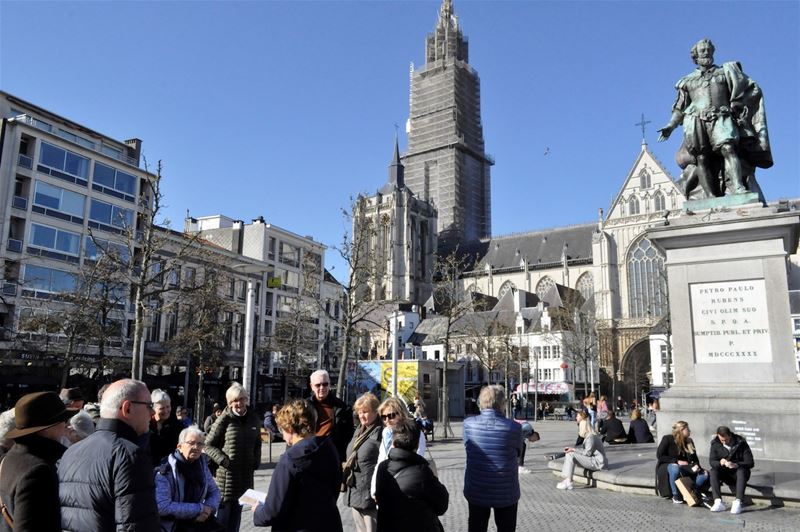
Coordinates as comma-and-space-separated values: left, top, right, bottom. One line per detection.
380, 361, 418, 404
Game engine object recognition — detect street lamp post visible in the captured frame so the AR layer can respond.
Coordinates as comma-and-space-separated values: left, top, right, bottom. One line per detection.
232, 264, 264, 401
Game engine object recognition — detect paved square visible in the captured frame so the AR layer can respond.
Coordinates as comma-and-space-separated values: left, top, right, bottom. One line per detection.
240, 421, 800, 531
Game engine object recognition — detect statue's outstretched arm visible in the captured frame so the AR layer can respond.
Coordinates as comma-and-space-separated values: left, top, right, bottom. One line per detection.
658, 111, 684, 142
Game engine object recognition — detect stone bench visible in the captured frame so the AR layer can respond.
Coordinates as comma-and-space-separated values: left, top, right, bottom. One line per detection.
546, 443, 800, 507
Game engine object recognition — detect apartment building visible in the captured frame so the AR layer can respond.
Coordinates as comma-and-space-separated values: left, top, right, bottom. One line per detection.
0, 91, 152, 396
185, 214, 336, 392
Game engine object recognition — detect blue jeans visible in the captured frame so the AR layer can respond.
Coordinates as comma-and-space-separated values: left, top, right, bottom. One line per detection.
667, 463, 708, 497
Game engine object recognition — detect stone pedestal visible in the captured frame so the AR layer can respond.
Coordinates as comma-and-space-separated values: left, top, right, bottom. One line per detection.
648, 204, 800, 462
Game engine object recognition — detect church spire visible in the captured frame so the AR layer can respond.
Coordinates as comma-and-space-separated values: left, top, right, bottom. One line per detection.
387, 134, 404, 190
426, 0, 468, 64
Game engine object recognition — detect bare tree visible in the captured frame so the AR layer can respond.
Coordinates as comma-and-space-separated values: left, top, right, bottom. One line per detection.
431, 247, 476, 438
128, 161, 204, 379
331, 196, 393, 399
161, 262, 237, 424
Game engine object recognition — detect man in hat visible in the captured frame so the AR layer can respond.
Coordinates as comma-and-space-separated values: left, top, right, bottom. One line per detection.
58, 378, 159, 531
59, 387, 84, 410
0, 391, 76, 531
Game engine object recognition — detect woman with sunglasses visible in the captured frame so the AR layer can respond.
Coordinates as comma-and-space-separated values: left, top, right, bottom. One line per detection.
370, 396, 428, 499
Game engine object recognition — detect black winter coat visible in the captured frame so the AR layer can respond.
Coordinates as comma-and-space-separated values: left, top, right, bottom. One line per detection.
148, 418, 182, 468
253, 436, 343, 532
204, 407, 262, 502
375, 448, 449, 532
709, 433, 754, 470
626, 418, 655, 444
655, 434, 702, 497
59, 418, 160, 531
598, 417, 626, 443
0, 434, 65, 532
308, 393, 354, 462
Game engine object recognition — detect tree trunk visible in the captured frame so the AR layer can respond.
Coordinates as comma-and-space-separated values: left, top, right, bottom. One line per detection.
335, 329, 350, 399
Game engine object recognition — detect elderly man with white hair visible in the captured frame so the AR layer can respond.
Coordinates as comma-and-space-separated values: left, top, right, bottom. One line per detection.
308, 369, 354, 461
204, 382, 261, 532
155, 425, 221, 532
58, 378, 160, 531
463, 385, 522, 532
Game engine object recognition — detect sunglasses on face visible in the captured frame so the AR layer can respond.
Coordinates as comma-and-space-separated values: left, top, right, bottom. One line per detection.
381, 412, 398, 421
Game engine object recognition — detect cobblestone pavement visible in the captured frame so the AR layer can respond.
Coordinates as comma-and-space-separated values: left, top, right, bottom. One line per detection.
240, 420, 800, 531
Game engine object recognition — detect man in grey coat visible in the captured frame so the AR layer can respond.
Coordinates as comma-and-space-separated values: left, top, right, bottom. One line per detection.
58, 379, 160, 531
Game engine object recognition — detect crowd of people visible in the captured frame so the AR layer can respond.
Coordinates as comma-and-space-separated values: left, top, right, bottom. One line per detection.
0, 374, 757, 531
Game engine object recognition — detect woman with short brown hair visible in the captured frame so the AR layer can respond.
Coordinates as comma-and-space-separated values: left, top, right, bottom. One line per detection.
253, 399, 343, 531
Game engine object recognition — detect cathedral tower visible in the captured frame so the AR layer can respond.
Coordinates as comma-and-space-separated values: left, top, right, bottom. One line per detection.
403, 0, 493, 247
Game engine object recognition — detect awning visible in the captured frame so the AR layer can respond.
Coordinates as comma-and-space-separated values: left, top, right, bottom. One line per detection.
514, 381, 571, 395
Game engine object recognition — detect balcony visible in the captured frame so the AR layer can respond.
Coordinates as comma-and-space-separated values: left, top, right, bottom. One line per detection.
6, 239, 22, 253
11, 114, 141, 168
17, 153, 33, 169
2, 282, 17, 297
12, 196, 27, 210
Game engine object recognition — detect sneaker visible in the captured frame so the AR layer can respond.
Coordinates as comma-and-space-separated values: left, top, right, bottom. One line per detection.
710, 499, 726, 512
672, 496, 684, 504
556, 480, 574, 490
518, 466, 530, 474
731, 499, 742, 515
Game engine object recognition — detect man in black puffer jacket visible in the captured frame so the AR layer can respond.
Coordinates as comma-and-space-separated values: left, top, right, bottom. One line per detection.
59, 379, 160, 531
708, 426, 755, 514
375, 419, 449, 532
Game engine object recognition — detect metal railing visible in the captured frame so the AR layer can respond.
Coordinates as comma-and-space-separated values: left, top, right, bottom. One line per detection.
17, 153, 33, 169
12, 114, 140, 168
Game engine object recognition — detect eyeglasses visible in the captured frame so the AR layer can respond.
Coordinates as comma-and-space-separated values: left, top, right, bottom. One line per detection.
182, 441, 205, 448
381, 412, 398, 421
130, 400, 154, 410
313, 382, 330, 389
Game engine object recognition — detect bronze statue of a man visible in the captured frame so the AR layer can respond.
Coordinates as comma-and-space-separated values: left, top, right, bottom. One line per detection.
658, 39, 772, 199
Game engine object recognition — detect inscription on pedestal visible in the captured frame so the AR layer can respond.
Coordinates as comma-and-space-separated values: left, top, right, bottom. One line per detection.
689, 279, 772, 364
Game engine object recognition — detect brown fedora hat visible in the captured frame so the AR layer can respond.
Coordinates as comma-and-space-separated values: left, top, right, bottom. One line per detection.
6, 391, 78, 439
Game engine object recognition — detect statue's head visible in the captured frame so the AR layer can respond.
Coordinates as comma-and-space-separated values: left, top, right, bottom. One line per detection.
690, 38, 715, 66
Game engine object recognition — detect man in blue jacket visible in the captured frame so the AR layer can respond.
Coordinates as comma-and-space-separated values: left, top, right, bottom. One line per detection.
463, 385, 522, 532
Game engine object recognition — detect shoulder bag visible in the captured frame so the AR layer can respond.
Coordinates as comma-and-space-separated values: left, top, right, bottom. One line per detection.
341, 424, 380, 492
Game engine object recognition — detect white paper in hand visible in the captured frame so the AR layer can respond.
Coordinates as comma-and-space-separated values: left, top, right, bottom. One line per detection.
238, 488, 267, 506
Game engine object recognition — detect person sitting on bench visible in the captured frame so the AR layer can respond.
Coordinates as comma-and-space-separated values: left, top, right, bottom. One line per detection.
708, 426, 754, 515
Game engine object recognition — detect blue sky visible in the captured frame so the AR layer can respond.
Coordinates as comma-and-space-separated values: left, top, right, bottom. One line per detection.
2, 0, 798, 279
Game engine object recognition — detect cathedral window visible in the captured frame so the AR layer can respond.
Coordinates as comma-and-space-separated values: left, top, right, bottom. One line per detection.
653, 191, 666, 211
626, 237, 667, 318
639, 168, 651, 189
498, 280, 515, 299
535, 276, 555, 301
575, 272, 594, 302
628, 196, 640, 215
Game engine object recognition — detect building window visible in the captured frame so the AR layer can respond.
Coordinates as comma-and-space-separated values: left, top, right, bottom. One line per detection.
29, 223, 80, 256
552, 345, 561, 357
39, 142, 89, 179
576, 272, 594, 302
85, 238, 129, 263
543, 345, 551, 359
93, 162, 137, 198
535, 276, 556, 301
660, 344, 669, 365
627, 237, 667, 318
184, 267, 196, 287
33, 180, 85, 220
628, 196, 640, 215
653, 191, 666, 211
498, 280, 515, 299
23, 264, 76, 293
639, 168, 651, 189
89, 199, 134, 230
278, 242, 300, 267
533, 346, 541, 359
